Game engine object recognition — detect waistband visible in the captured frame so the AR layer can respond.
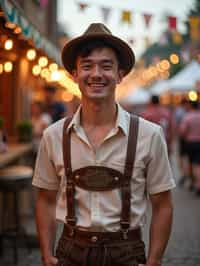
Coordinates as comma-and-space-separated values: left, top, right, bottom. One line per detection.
63, 224, 142, 244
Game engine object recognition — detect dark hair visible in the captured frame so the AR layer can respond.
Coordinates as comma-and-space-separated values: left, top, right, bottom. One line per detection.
44, 85, 56, 93
73, 40, 122, 69
151, 95, 160, 104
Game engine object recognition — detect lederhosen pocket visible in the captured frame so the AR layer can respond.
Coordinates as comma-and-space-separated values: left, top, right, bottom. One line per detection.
108, 240, 146, 266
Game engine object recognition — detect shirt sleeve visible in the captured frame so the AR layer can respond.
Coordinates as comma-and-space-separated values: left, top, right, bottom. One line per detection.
146, 127, 176, 195
32, 133, 60, 190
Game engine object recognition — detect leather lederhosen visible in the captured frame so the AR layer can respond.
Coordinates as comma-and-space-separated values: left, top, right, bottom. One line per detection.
56, 115, 146, 266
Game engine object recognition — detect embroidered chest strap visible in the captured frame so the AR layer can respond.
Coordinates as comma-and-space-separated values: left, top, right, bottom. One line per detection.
120, 115, 139, 234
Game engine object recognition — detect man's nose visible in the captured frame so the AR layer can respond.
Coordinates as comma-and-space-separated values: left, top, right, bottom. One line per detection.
91, 65, 102, 77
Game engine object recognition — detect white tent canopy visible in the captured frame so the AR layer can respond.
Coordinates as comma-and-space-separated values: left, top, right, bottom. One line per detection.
168, 60, 200, 91
120, 88, 150, 105
148, 80, 170, 95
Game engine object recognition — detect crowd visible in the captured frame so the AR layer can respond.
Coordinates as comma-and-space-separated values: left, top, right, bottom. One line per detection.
140, 95, 200, 197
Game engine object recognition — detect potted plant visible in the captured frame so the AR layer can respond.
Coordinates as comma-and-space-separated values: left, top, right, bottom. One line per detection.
17, 120, 33, 143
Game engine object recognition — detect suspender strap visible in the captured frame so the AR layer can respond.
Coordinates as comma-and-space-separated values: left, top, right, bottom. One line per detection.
62, 117, 76, 226
62, 115, 139, 232
120, 115, 139, 233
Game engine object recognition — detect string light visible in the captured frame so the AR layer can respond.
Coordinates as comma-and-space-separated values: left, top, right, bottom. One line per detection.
4, 61, 13, 72
170, 54, 179, 64
49, 63, 58, 72
38, 56, 48, 67
32, 65, 41, 76
27, 49, 36, 60
5, 22, 16, 29
188, 90, 198, 101
14, 27, 22, 34
51, 70, 61, 81
0, 64, 3, 74
4, 39, 13, 50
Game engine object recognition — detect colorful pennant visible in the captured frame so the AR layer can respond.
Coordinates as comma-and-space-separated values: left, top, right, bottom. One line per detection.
168, 16, 177, 30
143, 13, 152, 28
121, 10, 132, 25
101, 7, 111, 23
189, 16, 200, 41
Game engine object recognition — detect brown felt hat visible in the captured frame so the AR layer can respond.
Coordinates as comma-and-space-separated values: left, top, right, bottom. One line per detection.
61, 23, 135, 76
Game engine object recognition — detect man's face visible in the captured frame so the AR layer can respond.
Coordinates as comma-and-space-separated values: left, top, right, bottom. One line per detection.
72, 47, 124, 101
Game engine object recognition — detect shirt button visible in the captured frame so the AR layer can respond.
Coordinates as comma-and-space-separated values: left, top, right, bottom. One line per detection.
91, 236, 98, 242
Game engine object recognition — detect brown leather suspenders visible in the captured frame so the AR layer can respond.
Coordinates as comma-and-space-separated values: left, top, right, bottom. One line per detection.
121, 115, 139, 237
62, 115, 139, 235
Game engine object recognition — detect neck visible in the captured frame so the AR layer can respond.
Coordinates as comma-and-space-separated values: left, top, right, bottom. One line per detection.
81, 99, 117, 126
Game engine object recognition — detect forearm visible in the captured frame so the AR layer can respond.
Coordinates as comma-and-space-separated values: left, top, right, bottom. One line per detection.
147, 205, 173, 266
35, 192, 57, 262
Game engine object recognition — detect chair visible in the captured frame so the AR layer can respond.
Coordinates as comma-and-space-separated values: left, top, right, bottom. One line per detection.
0, 165, 33, 265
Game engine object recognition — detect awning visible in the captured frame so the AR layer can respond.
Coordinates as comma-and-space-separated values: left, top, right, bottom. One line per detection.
0, 0, 61, 64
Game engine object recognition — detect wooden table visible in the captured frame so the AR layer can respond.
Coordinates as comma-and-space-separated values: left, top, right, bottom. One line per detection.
0, 143, 33, 168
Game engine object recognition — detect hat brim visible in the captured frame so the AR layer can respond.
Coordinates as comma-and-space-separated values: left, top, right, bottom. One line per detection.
61, 33, 135, 76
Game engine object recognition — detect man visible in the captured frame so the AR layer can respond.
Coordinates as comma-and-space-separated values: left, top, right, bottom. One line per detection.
43, 85, 67, 123
179, 100, 200, 195
141, 95, 174, 155
33, 23, 175, 266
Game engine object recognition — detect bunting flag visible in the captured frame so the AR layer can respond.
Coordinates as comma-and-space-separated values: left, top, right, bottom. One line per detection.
168, 16, 177, 30
143, 13, 152, 28
188, 16, 200, 41
172, 30, 183, 44
121, 10, 132, 25
78, 3, 88, 11
101, 7, 111, 23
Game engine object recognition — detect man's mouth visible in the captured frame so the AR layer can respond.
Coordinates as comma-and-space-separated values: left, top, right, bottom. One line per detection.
88, 83, 106, 87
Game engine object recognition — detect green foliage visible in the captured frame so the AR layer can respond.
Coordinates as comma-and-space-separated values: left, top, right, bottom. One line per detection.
17, 120, 32, 142
170, 62, 185, 77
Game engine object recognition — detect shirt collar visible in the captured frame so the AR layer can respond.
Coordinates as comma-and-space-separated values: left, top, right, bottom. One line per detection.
67, 103, 130, 136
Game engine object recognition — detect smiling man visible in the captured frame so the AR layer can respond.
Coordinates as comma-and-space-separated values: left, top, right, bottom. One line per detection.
33, 23, 175, 266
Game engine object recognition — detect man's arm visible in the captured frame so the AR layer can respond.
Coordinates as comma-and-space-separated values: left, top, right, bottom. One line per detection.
35, 188, 58, 266
146, 190, 173, 266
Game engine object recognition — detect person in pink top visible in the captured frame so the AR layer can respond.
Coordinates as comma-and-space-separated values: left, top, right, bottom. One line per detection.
179, 100, 200, 195
141, 95, 174, 155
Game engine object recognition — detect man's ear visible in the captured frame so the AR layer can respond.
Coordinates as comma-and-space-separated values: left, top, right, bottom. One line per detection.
71, 69, 78, 83
117, 69, 125, 84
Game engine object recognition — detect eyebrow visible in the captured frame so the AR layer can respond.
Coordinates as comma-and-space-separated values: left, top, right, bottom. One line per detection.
80, 58, 114, 65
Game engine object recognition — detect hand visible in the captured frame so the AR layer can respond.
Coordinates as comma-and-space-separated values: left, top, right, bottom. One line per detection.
43, 255, 58, 266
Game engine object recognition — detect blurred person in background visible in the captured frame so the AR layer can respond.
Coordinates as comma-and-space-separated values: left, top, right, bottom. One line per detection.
31, 101, 52, 153
174, 99, 192, 186
43, 85, 67, 123
179, 100, 200, 195
141, 95, 174, 155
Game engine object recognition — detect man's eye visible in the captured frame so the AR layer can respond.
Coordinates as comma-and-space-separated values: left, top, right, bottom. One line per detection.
82, 64, 91, 69
103, 65, 112, 70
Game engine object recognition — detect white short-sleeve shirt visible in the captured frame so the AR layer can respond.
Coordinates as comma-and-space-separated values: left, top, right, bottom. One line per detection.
33, 104, 175, 231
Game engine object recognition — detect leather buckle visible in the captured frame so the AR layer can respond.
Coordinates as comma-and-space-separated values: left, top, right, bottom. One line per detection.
120, 221, 130, 240
122, 229, 129, 240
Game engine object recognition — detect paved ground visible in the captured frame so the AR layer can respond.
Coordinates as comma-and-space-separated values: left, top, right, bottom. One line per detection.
0, 153, 200, 266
